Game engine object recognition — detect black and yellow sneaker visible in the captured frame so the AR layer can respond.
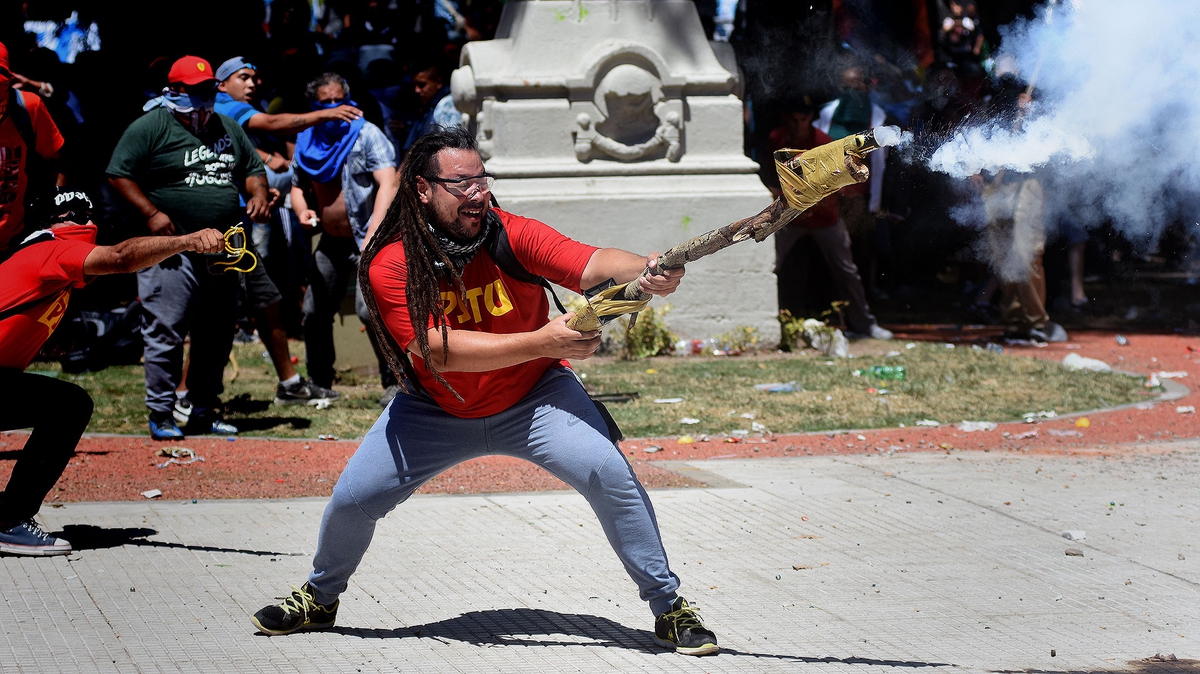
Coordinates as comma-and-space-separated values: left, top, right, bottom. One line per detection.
654, 596, 719, 656
251, 582, 338, 635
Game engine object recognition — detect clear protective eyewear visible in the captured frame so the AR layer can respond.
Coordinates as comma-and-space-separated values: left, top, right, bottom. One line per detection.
424, 173, 495, 198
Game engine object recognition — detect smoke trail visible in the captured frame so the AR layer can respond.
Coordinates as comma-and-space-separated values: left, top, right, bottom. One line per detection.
925, 0, 1200, 250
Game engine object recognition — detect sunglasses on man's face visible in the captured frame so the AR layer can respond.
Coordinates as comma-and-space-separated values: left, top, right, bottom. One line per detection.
49, 210, 92, 226
424, 173, 495, 197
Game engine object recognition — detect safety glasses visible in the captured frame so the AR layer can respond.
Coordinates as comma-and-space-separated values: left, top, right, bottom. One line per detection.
424, 173, 495, 198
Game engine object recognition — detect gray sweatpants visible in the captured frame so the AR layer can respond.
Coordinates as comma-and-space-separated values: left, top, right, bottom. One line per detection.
307, 365, 682, 616
137, 253, 238, 415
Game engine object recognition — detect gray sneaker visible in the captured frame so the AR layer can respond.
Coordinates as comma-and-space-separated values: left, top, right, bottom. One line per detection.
274, 378, 340, 406
868, 324, 894, 340
0, 519, 71, 556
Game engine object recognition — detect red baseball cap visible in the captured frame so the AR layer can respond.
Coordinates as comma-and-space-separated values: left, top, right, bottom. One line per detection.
167, 55, 216, 85
0, 41, 12, 84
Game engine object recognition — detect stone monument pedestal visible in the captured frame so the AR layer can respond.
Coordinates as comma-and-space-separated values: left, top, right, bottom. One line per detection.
452, 0, 776, 339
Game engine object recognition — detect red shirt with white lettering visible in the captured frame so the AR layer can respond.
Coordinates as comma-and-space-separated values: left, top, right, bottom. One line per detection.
369, 208, 599, 418
0, 234, 95, 370
0, 91, 66, 251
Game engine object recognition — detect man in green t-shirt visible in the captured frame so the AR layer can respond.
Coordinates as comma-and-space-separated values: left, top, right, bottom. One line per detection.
107, 55, 269, 440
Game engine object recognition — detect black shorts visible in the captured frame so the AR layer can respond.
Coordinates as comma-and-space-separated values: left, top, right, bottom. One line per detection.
243, 257, 284, 309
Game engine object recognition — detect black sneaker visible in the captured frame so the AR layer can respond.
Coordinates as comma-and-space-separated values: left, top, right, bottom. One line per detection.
274, 378, 341, 406
186, 413, 238, 436
654, 596, 719, 656
251, 582, 338, 635
0, 519, 71, 556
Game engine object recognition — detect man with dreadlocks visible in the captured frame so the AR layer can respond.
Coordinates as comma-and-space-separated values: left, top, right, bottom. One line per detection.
251, 127, 720, 656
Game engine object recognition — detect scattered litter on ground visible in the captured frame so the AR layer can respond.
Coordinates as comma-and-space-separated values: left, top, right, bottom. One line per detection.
724, 437, 742, 443
986, 343, 1004, 354
906, 343, 916, 349
801, 319, 851, 358
642, 445, 663, 453
751, 422, 767, 433
944, 343, 955, 349
1065, 548, 1084, 557
1144, 654, 1178, 663
1135, 403, 1156, 410
1062, 353, 1112, 373
1062, 530, 1086, 540
856, 434, 867, 441
156, 447, 205, 469
680, 418, 700, 425
141, 489, 162, 499
740, 412, 756, 419
1177, 406, 1195, 414
958, 421, 997, 432
730, 429, 749, 437
1022, 410, 1058, 422
915, 419, 940, 427
1145, 374, 1162, 388
868, 365, 906, 380
1075, 417, 1091, 428
677, 436, 695, 445
754, 381, 800, 392
653, 398, 684, 404
1155, 371, 1188, 379
1116, 334, 1130, 346
1048, 429, 1084, 437
318, 434, 339, 441
1012, 430, 1038, 439
793, 564, 812, 570
886, 351, 902, 357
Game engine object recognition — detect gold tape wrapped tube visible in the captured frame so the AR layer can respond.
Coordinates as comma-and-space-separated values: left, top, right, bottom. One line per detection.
563, 128, 894, 332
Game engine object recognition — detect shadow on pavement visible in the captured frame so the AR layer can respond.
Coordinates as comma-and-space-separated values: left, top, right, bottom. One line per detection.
991, 658, 1200, 674
53, 524, 302, 557
329, 607, 953, 666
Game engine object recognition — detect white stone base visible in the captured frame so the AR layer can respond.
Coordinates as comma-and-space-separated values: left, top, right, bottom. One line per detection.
493, 173, 779, 341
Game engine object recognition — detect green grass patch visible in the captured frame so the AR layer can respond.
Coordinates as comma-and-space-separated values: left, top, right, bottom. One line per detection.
575, 343, 1148, 438
34, 341, 388, 439
37, 341, 1148, 440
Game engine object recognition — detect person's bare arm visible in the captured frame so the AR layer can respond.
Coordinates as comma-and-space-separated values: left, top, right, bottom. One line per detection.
82, 229, 224, 276
244, 105, 363, 134
108, 176, 175, 235
245, 174, 270, 223
362, 166, 398, 249
291, 186, 317, 227
580, 250, 684, 297
411, 313, 601, 372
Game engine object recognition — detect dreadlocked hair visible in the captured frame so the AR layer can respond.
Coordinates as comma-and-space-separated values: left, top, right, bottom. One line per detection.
358, 126, 479, 401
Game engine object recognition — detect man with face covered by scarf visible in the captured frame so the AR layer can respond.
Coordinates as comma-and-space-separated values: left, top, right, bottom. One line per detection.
0, 187, 224, 555
107, 56, 270, 440
290, 72, 398, 402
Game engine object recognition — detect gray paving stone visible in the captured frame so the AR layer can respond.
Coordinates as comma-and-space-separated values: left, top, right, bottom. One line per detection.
3, 444, 1198, 672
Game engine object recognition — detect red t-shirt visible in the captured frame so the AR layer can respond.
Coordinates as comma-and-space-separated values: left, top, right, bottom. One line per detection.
370, 208, 599, 418
0, 236, 95, 370
768, 126, 840, 229
0, 92, 66, 251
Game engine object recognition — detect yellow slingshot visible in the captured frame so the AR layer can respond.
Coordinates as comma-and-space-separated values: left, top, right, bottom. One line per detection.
207, 224, 258, 274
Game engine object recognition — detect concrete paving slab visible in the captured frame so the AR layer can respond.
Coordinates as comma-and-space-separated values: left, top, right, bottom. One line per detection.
3, 445, 1199, 672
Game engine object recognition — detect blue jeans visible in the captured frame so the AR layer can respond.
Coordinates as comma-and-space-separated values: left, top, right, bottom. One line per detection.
307, 366, 682, 616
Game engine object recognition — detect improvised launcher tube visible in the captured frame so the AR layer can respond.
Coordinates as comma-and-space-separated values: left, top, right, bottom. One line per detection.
566, 126, 903, 332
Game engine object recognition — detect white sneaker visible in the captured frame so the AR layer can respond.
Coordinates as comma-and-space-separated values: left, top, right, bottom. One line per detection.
868, 324, 894, 340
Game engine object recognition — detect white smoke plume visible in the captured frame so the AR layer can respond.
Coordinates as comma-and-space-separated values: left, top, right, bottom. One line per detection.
926, 0, 1200, 249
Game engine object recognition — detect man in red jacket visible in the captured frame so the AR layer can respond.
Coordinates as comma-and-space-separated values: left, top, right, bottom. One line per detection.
0, 188, 222, 556
252, 127, 720, 656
